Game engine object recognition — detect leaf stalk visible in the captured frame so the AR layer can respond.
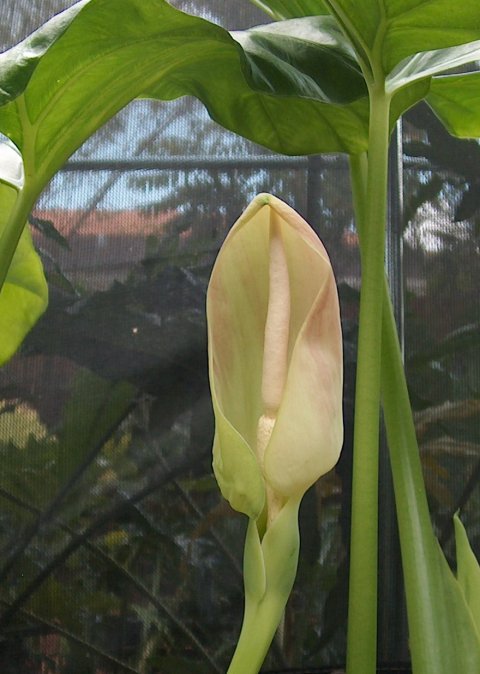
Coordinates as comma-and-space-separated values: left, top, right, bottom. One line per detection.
346, 87, 391, 674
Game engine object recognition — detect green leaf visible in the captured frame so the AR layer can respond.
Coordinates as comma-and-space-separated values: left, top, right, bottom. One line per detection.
231, 16, 367, 103
0, 0, 369, 196
315, 2, 480, 138
390, 77, 430, 129
0, 0, 239, 181
2, 0, 479, 179
0, 142, 47, 366
0, 0, 89, 106
326, 0, 480, 74
454, 514, 480, 637
230, 10, 480, 152
0, 225, 48, 366
427, 72, 480, 139
386, 40, 480, 95
381, 0, 480, 74
381, 281, 480, 674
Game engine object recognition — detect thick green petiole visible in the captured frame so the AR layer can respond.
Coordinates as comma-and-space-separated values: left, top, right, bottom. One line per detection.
346, 88, 391, 674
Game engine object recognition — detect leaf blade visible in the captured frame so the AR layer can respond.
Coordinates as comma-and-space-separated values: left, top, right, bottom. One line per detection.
0, 0, 90, 106
0, 142, 47, 366
454, 514, 480, 637
382, 0, 480, 74
326, 0, 480, 74
386, 40, 480, 95
427, 72, 480, 139
0, 224, 48, 366
381, 281, 480, 674
231, 16, 367, 103
0, 0, 370, 183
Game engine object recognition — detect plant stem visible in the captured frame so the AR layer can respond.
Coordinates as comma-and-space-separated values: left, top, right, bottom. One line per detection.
226, 590, 286, 674
0, 184, 38, 290
227, 498, 300, 674
346, 87, 391, 674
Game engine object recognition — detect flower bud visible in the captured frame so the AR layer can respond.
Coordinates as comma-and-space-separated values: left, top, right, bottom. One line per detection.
207, 194, 343, 522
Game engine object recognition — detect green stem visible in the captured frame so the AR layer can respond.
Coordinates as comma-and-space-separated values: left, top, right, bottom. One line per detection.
346, 88, 391, 674
227, 498, 300, 674
0, 184, 38, 290
226, 590, 286, 674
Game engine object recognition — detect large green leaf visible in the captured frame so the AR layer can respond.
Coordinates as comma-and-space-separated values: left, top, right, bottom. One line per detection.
383, 40, 480, 134
0, 142, 47, 366
231, 8, 480, 153
0, 0, 369, 330
454, 514, 480, 637
386, 40, 480, 95
232, 13, 480, 144
314, 1, 480, 142
325, 0, 480, 74
381, 0, 480, 73
427, 72, 480, 138
0, 224, 48, 367
6, 0, 478, 195
0, 0, 369, 196
233, 10, 480, 158
381, 284, 480, 674
0, 0, 89, 106
231, 16, 366, 103
1, 0, 479, 186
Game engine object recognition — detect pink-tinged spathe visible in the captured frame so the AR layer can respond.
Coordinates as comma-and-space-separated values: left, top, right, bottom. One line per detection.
207, 193, 343, 523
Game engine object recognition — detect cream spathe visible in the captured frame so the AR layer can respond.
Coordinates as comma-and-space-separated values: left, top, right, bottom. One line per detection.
207, 193, 343, 524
